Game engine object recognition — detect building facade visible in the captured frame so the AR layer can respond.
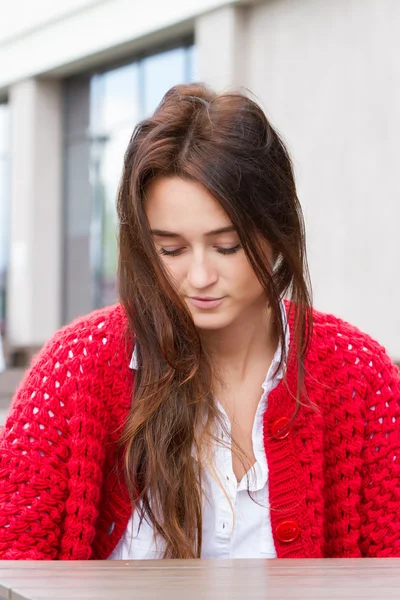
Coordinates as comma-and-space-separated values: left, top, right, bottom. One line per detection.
0, 0, 399, 363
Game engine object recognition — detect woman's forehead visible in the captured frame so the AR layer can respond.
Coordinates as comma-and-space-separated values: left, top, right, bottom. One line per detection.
145, 176, 234, 235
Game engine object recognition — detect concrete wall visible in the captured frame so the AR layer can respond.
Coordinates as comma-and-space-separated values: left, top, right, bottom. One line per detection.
242, 0, 400, 359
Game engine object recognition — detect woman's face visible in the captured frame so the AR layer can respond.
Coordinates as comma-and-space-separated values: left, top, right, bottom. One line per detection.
145, 176, 268, 331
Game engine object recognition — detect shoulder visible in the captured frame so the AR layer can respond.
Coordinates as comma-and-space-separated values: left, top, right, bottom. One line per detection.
310, 306, 391, 361
307, 306, 399, 391
29, 303, 129, 370
2, 303, 133, 454
39, 303, 127, 351
9, 304, 132, 419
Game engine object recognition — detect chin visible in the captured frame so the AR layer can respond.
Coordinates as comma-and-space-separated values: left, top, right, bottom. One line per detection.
191, 312, 235, 331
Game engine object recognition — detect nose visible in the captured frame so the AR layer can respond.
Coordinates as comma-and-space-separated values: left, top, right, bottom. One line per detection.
187, 253, 218, 290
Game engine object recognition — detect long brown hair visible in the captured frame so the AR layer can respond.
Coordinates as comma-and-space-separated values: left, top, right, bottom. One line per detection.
116, 82, 312, 558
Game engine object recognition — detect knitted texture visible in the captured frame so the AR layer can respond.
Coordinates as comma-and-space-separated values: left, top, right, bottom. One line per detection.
0, 303, 399, 559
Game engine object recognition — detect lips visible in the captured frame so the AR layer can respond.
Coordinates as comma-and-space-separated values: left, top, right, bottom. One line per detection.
188, 297, 224, 309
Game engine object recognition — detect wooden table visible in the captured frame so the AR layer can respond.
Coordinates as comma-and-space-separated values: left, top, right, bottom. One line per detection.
1, 558, 400, 600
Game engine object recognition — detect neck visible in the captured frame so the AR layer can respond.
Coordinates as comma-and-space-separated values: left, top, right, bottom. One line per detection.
199, 303, 279, 385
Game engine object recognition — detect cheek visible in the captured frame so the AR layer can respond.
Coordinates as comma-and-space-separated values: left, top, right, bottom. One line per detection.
159, 258, 185, 286
227, 255, 264, 298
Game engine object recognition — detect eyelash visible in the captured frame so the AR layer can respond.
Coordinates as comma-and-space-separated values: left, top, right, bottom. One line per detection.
159, 244, 242, 257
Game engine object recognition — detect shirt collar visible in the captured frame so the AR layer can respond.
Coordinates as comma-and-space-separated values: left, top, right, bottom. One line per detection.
130, 299, 289, 372
129, 346, 138, 370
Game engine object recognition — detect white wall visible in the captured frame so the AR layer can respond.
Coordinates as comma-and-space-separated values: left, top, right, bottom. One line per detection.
244, 0, 400, 358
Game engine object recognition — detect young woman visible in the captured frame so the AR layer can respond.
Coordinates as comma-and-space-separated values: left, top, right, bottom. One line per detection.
0, 83, 399, 561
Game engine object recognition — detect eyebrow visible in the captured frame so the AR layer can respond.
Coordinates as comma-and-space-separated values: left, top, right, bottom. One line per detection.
150, 226, 236, 238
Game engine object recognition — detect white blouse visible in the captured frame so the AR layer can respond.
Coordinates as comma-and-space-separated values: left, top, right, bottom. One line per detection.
109, 305, 288, 560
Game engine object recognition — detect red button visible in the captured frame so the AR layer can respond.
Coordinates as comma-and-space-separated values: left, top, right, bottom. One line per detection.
276, 520, 300, 543
271, 416, 291, 440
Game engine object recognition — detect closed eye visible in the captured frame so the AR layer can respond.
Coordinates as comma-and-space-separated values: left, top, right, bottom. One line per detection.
159, 244, 242, 257
159, 247, 183, 257
217, 244, 242, 255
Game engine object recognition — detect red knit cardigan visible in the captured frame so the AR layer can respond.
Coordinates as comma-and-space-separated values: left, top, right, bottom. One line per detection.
0, 303, 399, 560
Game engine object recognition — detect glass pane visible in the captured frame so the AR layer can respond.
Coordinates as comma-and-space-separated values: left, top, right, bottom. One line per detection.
142, 47, 187, 116
64, 140, 93, 324
64, 75, 91, 143
89, 63, 140, 308
99, 126, 132, 307
91, 62, 140, 134
63, 74, 93, 324
0, 104, 11, 336
186, 45, 198, 82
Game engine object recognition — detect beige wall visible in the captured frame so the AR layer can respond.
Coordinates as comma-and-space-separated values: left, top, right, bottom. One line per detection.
240, 0, 399, 358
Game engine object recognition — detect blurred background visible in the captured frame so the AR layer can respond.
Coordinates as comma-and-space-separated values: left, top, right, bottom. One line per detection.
0, 0, 399, 417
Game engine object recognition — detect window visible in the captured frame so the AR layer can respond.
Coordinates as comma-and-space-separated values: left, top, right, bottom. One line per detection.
63, 42, 196, 322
